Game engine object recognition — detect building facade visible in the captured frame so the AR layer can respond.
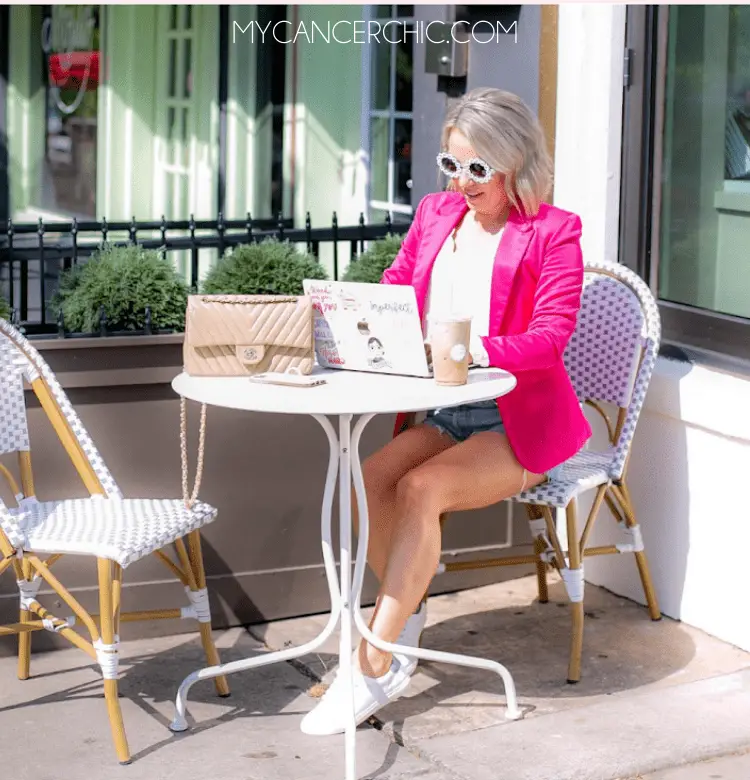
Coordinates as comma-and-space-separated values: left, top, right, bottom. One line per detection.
0, 4, 554, 276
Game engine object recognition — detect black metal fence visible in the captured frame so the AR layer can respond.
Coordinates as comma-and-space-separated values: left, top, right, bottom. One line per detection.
0, 212, 411, 337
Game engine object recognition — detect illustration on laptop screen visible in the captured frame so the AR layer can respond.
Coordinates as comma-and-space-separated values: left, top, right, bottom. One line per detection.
302, 280, 431, 377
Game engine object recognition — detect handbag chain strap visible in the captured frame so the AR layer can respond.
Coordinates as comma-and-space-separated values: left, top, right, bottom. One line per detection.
180, 396, 207, 509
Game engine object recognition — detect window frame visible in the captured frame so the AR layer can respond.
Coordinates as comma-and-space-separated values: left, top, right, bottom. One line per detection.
620, 5, 750, 365
363, 4, 414, 223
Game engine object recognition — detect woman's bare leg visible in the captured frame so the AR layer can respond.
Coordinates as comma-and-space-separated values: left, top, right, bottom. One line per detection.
353, 423, 454, 583
358, 431, 547, 677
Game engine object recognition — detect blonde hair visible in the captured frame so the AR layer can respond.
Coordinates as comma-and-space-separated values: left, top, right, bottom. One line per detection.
440, 88, 553, 217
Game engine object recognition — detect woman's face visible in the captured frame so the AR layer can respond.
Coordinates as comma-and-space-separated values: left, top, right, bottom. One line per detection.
447, 129, 508, 220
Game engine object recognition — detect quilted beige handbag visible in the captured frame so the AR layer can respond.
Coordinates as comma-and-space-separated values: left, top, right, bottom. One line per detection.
183, 294, 315, 377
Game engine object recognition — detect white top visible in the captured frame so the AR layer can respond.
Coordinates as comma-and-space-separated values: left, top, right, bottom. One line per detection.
172, 366, 516, 417
422, 226, 503, 367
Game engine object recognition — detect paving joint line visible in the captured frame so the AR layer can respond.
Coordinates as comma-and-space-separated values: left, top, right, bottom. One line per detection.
244, 624, 473, 780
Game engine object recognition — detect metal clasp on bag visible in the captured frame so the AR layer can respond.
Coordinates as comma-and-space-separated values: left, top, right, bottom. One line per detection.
237, 345, 266, 365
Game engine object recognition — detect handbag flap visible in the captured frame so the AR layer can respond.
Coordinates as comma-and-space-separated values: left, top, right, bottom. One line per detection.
185, 295, 313, 350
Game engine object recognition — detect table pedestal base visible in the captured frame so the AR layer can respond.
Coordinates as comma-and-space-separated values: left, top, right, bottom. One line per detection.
169, 412, 522, 780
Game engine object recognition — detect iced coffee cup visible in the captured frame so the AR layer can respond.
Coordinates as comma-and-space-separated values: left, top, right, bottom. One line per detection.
430, 315, 472, 386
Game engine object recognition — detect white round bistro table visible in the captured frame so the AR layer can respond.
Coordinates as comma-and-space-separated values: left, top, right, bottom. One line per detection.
168, 365, 521, 780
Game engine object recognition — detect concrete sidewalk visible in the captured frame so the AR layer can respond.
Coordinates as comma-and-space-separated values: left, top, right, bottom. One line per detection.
1, 574, 749, 780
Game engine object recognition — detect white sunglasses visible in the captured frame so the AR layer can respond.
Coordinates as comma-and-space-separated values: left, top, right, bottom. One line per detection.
436, 151, 496, 185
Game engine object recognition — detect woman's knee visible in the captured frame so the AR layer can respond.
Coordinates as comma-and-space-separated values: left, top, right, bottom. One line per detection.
395, 466, 444, 514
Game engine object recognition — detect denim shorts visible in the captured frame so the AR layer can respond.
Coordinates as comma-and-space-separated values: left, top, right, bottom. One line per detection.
423, 400, 568, 481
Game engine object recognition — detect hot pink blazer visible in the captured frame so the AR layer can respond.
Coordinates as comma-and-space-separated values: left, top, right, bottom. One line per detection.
383, 190, 592, 474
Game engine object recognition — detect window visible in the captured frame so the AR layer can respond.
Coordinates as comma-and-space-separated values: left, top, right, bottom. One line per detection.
659, 6, 750, 322
156, 5, 195, 221
367, 5, 414, 224
40, 5, 100, 218
621, 6, 750, 362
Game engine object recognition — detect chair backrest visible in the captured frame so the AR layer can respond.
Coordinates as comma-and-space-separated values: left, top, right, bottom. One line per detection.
0, 319, 123, 550
563, 259, 661, 480
0, 338, 32, 458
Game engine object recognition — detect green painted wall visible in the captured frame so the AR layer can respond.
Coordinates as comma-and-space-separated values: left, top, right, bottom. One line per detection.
7, 6, 45, 219
288, 5, 364, 276
98, 5, 160, 220
225, 5, 259, 220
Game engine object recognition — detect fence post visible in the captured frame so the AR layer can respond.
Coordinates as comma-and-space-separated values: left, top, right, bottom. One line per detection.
217, 211, 225, 260
189, 214, 198, 289
332, 212, 339, 281
129, 216, 137, 245
351, 211, 365, 264
38, 217, 46, 326
70, 217, 78, 270
7, 218, 15, 314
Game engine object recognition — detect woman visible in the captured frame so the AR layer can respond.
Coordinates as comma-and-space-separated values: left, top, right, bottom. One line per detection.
301, 87, 592, 736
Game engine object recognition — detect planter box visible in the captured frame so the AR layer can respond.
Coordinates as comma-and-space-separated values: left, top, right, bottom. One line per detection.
0, 334, 536, 652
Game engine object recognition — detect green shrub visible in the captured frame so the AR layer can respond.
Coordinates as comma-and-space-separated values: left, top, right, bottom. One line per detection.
343, 234, 405, 284
201, 237, 328, 295
51, 243, 190, 333
0, 298, 11, 322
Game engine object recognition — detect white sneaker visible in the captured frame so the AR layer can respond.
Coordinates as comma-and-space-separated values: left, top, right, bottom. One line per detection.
396, 601, 427, 675
300, 655, 413, 736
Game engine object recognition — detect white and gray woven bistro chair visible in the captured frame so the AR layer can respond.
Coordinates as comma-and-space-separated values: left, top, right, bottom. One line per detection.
0, 318, 229, 764
432, 259, 662, 684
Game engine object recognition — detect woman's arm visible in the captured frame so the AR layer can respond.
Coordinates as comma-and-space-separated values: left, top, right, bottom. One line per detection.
479, 213, 584, 373
380, 196, 427, 285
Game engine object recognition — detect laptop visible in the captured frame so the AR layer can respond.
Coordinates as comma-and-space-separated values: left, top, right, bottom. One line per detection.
302, 279, 432, 377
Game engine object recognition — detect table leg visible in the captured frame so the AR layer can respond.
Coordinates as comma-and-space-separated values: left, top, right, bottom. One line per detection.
348, 415, 523, 722
337, 414, 357, 780
169, 412, 344, 733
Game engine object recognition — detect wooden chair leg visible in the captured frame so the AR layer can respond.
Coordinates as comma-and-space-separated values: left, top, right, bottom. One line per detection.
565, 501, 584, 684
525, 505, 549, 603
186, 531, 230, 697
611, 483, 661, 621
17, 559, 33, 680
97, 557, 130, 765
533, 538, 550, 604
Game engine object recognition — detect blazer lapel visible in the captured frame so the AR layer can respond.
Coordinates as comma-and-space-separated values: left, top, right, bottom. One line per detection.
488, 209, 532, 336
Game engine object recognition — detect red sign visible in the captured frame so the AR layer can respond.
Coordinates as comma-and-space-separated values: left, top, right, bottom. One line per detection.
48, 51, 99, 91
